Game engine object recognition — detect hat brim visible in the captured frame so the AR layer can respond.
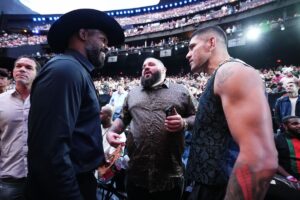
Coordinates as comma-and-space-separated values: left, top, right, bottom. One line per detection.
47, 9, 125, 53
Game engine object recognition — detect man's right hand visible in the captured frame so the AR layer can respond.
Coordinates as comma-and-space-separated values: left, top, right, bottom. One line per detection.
106, 131, 125, 148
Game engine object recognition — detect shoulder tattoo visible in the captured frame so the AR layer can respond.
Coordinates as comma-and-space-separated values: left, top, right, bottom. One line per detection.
216, 66, 235, 88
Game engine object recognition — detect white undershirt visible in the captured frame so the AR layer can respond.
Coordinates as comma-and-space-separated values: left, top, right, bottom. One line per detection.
290, 97, 298, 116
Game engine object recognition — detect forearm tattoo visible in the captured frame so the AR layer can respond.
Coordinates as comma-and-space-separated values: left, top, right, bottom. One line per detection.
224, 163, 270, 200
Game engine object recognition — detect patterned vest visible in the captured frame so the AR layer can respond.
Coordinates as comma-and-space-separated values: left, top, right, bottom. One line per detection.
186, 58, 251, 185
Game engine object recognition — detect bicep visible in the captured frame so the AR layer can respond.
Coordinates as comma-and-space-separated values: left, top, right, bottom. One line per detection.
216, 66, 273, 157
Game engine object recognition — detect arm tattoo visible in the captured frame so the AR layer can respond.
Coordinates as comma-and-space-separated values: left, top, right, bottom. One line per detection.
216, 66, 234, 88
224, 163, 270, 200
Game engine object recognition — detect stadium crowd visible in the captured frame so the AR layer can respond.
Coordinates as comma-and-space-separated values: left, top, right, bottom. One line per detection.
0, 0, 275, 49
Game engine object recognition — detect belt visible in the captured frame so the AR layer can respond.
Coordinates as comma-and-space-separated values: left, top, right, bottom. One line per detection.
0, 177, 26, 183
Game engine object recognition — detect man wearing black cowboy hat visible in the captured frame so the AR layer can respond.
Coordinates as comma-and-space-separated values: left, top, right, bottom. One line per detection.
27, 9, 124, 200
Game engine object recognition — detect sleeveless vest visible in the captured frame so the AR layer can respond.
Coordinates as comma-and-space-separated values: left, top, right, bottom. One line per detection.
186, 58, 251, 185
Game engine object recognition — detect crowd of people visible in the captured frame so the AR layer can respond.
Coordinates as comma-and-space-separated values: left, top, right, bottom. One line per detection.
0, 33, 47, 48
0, 0, 275, 49
124, 0, 273, 37
3, 63, 300, 103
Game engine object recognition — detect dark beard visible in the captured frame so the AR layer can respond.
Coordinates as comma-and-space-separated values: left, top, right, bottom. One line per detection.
141, 71, 161, 89
86, 47, 105, 68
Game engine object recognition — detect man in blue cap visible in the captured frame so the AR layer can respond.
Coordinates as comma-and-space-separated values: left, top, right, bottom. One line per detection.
27, 9, 124, 200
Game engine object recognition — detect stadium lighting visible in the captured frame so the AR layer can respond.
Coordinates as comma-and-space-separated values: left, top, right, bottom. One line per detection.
246, 27, 262, 41
33, 18, 37, 21
49, 17, 53, 20
174, 3, 178, 6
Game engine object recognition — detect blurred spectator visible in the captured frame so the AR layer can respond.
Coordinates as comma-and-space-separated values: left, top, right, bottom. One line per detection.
272, 82, 286, 95
266, 115, 300, 200
280, 68, 299, 88
109, 84, 128, 121
0, 68, 9, 93
99, 82, 112, 107
275, 81, 300, 127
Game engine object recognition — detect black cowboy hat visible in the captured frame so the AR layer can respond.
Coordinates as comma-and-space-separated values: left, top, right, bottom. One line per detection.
47, 9, 125, 53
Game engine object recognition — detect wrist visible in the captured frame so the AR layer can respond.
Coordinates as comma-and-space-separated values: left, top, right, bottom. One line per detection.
182, 119, 188, 131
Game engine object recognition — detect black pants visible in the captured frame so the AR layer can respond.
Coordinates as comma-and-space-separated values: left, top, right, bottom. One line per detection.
187, 183, 226, 200
25, 171, 96, 200
0, 178, 26, 200
77, 171, 97, 200
126, 179, 184, 200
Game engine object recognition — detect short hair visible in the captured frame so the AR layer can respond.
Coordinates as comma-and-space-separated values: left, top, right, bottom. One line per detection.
191, 26, 227, 46
144, 57, 166, 70
286, 81, 298, 87
282, 115, 300, 124
101, 104, 113, 117
0, 68, 9, 78
14, 55, 41, 72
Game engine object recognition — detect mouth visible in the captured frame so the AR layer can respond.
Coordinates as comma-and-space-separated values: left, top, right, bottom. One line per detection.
16, 74, 27, 79
143, 71, 151, 77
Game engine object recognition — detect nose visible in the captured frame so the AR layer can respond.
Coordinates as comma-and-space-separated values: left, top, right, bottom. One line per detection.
18, 66, 26, 72
186, 51, 191, 60
143, 64, 150, 71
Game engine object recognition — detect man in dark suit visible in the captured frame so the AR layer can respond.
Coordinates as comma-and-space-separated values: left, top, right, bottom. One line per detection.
27, 9, 124, 200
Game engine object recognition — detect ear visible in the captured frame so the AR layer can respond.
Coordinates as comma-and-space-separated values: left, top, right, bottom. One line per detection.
282, 123, 288, 131
207, 36, 217, 51
78, 29, 88, 41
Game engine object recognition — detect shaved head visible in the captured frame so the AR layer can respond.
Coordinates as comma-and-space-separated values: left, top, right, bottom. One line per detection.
191, 26, 227, 47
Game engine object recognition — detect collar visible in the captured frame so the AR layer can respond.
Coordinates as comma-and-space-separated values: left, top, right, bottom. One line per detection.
285, 131, 300, 140
10, 89, 25, 100
142, 79, 169, 91
65, 49, 95, 73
